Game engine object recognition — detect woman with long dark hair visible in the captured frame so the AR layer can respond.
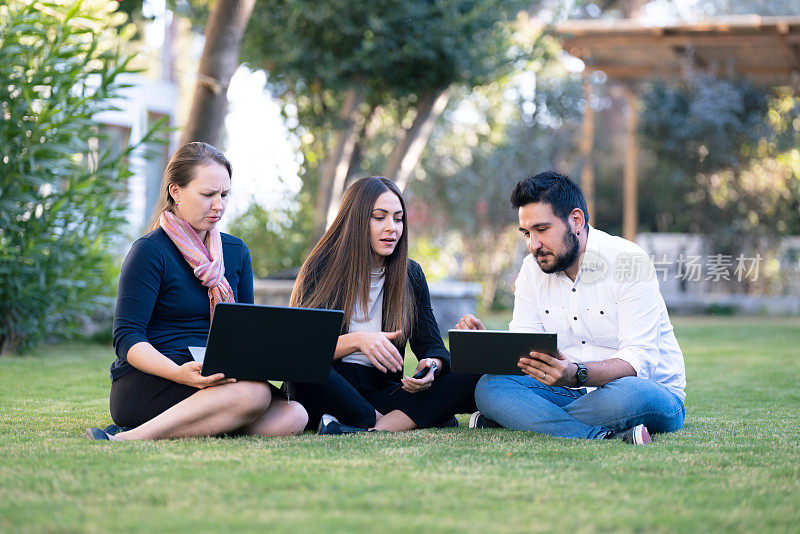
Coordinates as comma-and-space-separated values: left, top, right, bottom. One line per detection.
285, 176, 478, 433
84, 142, 308, 440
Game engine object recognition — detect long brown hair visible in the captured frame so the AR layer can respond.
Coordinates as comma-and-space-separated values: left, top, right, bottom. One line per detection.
148, 142, 232, 230
291, 177, 415, 347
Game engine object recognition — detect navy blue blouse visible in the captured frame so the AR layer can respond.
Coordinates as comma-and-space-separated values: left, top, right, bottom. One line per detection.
110, 227, 253, 380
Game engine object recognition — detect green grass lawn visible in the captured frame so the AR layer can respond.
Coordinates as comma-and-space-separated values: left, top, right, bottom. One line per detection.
1, 316, 798, 533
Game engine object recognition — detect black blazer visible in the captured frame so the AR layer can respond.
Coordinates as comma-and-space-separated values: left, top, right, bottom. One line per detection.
303, 259, 452, 373
391, 259, 451, 373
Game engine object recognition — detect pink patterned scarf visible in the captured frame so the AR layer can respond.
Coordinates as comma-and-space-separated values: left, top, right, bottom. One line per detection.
159, 210, 235, 318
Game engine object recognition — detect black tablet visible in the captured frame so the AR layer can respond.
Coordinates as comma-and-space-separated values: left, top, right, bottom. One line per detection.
448, 330, 558, 375
198, 303, 343, 383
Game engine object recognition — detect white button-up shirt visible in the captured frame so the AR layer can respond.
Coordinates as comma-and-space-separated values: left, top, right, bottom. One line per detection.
509, 226, 686, 401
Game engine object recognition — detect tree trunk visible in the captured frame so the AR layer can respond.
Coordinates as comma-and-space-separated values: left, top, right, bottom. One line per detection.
477, 228, 518, 310
382, 88, 450, 191
345, 104, 382, 185
311, 88, 364, 239
180, 0, 256, 147
579, 76, 595, 226
0, 324, 22, 356
622, 84, 639, 241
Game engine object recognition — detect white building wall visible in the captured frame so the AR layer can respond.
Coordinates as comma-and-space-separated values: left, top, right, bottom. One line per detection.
94, 73, 179, 241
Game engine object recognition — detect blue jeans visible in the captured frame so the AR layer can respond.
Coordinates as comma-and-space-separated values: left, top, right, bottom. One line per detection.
474, 375, 685, 439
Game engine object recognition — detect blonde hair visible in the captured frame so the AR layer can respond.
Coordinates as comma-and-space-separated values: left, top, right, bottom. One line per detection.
148, 142, 232, 230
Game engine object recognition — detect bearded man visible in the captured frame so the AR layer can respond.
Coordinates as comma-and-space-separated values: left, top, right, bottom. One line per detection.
455, 171, 686, 445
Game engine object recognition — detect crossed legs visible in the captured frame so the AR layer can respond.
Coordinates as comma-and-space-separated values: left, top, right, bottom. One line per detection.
285, 363, 478, 432
475, 374, 684, 439
111, 380, 307, 441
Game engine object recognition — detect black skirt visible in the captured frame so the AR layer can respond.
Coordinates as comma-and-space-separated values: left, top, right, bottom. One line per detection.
109, 368, 199, 428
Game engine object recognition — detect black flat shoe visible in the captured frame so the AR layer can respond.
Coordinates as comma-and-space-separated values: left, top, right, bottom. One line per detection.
102, 424, 132, 435
436, 416, 459, 428
84, 427, 111, 440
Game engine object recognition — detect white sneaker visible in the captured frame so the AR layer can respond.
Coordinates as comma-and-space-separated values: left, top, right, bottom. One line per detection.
468, 411, 500, 429
609, 424, 652, 445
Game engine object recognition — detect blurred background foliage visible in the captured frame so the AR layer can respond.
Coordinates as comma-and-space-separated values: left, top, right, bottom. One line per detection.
409, 46, 585, 309
237, 0, 535, 240
3, 0, 800, 353
227, 195, 314, 279
224, 0, 800, 308
638, 77, 800, 296
0, 0, 165, 353
408, 71, 800, 308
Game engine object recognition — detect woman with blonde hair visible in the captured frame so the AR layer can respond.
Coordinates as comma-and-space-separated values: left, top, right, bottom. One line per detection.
285, 176, 478, 434
85, 142, 307, 440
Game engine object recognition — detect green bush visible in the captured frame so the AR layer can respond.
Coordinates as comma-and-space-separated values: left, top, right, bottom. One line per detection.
227, 198, 314, 279
0, 1, 158, 354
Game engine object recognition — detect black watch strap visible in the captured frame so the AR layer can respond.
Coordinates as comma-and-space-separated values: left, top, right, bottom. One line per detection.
574, 363, 588, 386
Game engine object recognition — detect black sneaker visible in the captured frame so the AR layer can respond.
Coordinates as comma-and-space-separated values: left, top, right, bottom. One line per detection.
434, 416, 459, 429
103, 424, 133, 436
317, 414, 368, 435
607, 424, 651, 445
84, 427, 111, 440
468, 411, 500, 429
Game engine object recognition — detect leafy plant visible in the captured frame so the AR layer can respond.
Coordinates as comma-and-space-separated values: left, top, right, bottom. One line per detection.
410, 61, 583, 310
239, 0, 531, 238
0, 0, 161, 353
638, 75, 800, 294
226, 197, 314, 279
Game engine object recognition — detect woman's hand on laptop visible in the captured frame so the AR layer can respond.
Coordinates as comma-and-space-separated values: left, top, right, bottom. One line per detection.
172, 361, 237, 389
454, 314, 486, 330
356, 331, 405, 373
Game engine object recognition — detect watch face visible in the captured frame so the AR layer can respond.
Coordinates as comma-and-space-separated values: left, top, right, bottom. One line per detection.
577, 367, 588, 382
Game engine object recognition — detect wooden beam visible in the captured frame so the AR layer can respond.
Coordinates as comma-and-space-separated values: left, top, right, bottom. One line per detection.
622, 85, 638, 242
558, 15, 800, 37
564, 33, 800, 51
578, 64, 800, 84
579, 76, 595, 226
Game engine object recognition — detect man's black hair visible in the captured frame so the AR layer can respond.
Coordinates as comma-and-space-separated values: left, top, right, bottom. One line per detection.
510, 170, 589, 228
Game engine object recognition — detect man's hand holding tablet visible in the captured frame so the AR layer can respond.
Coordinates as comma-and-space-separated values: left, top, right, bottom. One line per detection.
518, 350, 576, 387
451, 314, 558, 376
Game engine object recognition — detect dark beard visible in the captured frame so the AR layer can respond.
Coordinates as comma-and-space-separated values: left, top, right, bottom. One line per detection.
537, 228, 580, 274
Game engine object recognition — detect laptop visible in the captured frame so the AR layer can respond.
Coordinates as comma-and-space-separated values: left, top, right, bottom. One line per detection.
448, 330, 557, 375
193, 303, 344, 383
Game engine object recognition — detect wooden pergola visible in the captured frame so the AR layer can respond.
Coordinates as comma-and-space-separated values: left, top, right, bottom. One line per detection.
557, 15, 800, 240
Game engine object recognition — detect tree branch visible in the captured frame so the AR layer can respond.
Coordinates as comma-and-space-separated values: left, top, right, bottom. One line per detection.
382, 87, 450, 191
312, 87, 364, 239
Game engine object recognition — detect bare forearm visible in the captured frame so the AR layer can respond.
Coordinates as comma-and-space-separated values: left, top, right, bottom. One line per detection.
338, 330, 405, 372
582, 358, 636, 387
333, 333, 360, 360
126, 342, 181, 381
520, 352, 636, 388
